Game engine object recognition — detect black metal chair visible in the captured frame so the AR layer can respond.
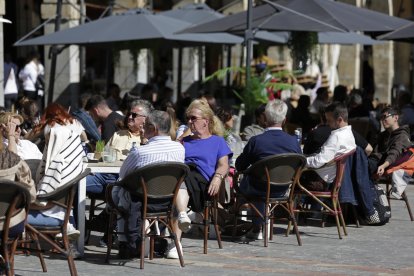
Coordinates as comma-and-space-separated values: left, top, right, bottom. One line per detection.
0, 180, 31, 276
24, 169, 91, 276
105, 162, 189, 269
232, 153, 307, 247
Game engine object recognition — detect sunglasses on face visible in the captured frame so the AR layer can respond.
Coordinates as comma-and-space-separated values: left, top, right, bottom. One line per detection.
187, 116, 203, 122
128, 112, 146, 119
380, 113, 395, 120
15, 125, 21, 131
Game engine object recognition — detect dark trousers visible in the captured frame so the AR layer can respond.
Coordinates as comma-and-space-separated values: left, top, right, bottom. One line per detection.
4, 94, 18, 110
23, 90, 37, 101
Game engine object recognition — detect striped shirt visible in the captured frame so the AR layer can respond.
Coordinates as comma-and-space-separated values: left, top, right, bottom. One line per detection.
36, 126, 86, 195
119, 135, 185, 180
35, 126, 86, 221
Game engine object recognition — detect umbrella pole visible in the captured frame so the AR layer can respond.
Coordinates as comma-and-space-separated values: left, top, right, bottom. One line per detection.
47, 0, 63, 105
226, 45, 232, 92
177, 47, 183, 98
105, 0, 115, 96
245, 0, 253, 91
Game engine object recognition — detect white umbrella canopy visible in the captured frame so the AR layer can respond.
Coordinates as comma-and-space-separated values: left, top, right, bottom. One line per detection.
0, 18, 11, 23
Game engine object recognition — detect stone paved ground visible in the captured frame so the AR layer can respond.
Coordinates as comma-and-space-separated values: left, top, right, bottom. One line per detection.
13, 183, 414, 276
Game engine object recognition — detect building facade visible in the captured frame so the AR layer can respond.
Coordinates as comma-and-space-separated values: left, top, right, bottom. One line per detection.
1, 0, 413, 108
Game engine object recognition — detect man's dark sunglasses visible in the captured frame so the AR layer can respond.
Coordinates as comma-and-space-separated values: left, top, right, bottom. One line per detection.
128, 112, 146, 119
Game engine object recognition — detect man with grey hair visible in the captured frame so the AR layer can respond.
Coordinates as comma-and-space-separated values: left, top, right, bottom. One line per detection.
86, 99, 153, 247
112, 110, 185, 259
235, 99, 302, 239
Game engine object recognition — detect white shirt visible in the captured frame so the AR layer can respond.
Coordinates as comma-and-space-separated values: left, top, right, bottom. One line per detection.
4, 67, 18, 95
306, 125, 356, 183
18, 60, 44, 92
119, 135, 185, 180
3, 138, 43, 160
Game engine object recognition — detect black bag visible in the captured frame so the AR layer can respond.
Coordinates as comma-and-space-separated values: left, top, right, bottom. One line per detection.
368, 185, 391, 225
35, 74, 45, 94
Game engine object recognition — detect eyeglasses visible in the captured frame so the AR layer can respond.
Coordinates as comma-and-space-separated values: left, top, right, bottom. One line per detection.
187, 116, 203, 122
15, 125, 21, 131
128, 112, 146, 119
380, 113, 395, 120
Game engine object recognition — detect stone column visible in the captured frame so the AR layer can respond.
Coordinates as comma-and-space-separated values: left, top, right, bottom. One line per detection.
113, 0, 148, 94
336, 0, 361, 90
41, 0, 80, 107
369, 0, 394, 104
0, 0, 5, 107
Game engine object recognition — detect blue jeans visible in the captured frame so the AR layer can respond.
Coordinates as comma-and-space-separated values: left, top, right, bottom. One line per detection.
27, 211, 76, 227
86, 173, 119, 194
0, 221, 25, 238
239, 176, 288, 225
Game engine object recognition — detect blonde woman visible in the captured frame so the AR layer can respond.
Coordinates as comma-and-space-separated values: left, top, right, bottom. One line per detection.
0, 115, 36, 238
167, 99, 231, 259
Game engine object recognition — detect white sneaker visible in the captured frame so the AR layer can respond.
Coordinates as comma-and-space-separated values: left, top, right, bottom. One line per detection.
56, 223, 80, 240
165, 241, 182, 259
390, 191, 402, 200
187, 211, 203, 224
178, 212, 192, 233
246, 228, 263, 240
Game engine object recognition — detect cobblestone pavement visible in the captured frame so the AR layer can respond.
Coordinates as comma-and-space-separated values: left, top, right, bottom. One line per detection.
13, 184, 414, 276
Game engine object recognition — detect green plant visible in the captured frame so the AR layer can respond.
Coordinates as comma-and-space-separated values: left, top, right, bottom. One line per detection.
288, 31, 318, 71
95, 140, 105, 153
205, 67, 293, 116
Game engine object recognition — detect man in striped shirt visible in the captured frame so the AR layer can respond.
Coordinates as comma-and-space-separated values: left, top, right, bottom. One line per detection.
112, 110, 185, 259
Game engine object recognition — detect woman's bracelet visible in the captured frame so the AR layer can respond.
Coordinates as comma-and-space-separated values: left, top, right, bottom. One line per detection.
214, 172, 224, 180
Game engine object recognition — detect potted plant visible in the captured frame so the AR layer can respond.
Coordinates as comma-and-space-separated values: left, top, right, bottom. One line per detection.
94, 140, 105, 160
287, 31, 318, 71
205, 66, 293, 122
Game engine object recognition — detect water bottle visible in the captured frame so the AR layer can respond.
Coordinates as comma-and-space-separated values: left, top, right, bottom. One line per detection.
81, 142, 89, 162
130, 142, 138, 154
294, 128, 302, 144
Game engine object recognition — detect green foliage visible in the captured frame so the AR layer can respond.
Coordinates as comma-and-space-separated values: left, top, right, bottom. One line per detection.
288, 32, 318, 71
205, 67, 293, 115
95, 140, 105, 153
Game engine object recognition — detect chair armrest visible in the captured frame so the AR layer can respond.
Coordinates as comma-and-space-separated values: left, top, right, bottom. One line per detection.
105, 182, 128, 216
30, 201, 55, 210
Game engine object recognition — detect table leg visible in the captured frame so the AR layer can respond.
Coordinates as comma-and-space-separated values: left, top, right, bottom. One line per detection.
77, 177, 86, 256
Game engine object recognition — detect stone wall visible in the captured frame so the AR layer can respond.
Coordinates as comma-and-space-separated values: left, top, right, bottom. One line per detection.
41, 0, 81, 106
368, 0, 394, 103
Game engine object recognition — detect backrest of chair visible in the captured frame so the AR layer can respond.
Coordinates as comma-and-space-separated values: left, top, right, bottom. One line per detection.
25, 159, 41, 179
120, 162, 189, 200
0, 179, 31, 232
348, 117, 370, 139
246, 153, 307, 190
332, 149, 356, 194
36, 168, 91, 202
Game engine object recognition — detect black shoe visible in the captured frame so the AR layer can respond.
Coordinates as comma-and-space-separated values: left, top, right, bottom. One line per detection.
154, 238, 168, 256
118, 242, 130, 259
118, 241, 140, 259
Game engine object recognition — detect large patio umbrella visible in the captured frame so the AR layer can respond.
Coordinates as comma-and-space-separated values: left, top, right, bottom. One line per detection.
377, 21, 414, 43
14, 8, 242, 48
255, 31, 381, 45
179, 0, 410, 85
14, 8, 243, 104
160, 3, 244, 89
181, 0, 410, 34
